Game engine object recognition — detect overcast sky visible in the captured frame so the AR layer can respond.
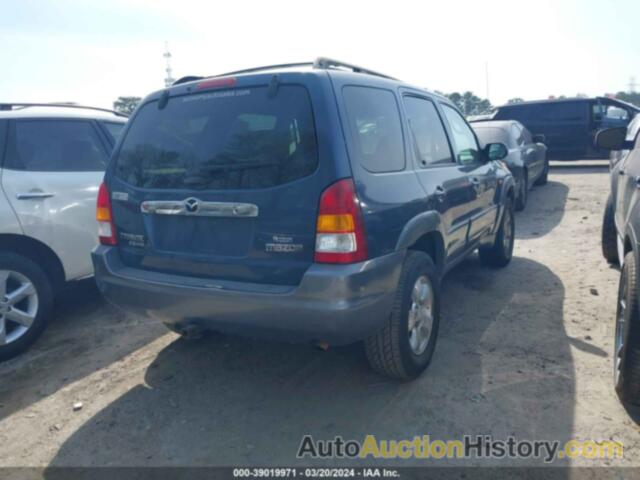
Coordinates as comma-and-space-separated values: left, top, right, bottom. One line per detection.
1, 0, 638, 109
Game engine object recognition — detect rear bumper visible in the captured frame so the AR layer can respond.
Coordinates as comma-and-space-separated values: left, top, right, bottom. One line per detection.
92, 246, 404, 345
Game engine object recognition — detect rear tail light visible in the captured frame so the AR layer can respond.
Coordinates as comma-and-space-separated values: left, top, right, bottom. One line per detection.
96, 182, 117, 245
314, 178, 368, 264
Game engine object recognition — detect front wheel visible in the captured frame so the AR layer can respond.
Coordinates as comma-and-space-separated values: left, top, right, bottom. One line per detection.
365, 251, 440, 380
0, 253, 53, 361
614, 251, 640, 405
602, 194, 618, 265
515, 171, 528, 211
479, 197, 515, 268
534, 159, 549, 186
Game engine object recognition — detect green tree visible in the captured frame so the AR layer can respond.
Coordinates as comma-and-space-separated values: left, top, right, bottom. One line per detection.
113, 96, 141, 115
615, 91, 640, 107
445, 91, 493, 116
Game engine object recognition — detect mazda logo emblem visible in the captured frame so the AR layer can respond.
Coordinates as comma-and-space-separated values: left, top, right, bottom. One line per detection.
184, 198, 199, 213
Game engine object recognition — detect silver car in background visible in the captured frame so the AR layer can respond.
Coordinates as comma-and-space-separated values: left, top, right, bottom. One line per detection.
0, 103, 127, 361
472, 120, 548, 211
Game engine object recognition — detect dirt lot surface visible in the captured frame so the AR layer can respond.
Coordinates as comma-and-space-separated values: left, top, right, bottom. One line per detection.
1, 162, 639, 469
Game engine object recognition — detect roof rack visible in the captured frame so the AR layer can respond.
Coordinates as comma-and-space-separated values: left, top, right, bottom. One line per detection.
173, 57, 397, 86
0, 103, 128, 118
313, 57, 397, 80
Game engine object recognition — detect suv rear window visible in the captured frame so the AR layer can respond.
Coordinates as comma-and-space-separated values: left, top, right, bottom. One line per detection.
114, 86, 318, 189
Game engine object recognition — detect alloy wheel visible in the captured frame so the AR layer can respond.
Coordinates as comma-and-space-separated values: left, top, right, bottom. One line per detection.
615, 271, 627, 385
407, 275, 434, 355
0, 270, 39, 346
503, 210, 514, 254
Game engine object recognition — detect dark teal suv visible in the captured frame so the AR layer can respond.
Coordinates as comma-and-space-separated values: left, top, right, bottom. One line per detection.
92, 58, 515, 379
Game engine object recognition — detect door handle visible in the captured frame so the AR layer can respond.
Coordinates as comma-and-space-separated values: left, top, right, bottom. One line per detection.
16, 192, 55, 200
434, 186, 446, 202
470, 177, 480, 185
619, 168, 626, 175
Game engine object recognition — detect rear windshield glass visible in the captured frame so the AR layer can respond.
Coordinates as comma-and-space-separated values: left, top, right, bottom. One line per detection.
113, 85, 318, 189
473, 127, 512, 147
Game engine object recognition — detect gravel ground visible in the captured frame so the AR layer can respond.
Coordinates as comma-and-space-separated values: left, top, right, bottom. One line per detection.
0, 161, 638, 470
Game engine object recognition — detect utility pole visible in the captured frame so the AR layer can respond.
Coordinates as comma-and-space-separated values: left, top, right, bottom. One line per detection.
628, 77, 637, 94
485, 61, 490, 101
163, 42, 175, 88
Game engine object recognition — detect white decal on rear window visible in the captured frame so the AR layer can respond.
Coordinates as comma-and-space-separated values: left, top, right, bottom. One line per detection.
182, 89, 251, 103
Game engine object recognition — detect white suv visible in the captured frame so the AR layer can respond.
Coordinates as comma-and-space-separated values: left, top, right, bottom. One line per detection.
0, 103, 127, 360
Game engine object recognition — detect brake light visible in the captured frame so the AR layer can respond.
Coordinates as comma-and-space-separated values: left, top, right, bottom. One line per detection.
196, 77, 237, 91
314, 178, 368, 264
96, 182, 117, 245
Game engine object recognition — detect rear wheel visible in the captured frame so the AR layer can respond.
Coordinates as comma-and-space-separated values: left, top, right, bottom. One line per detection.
602, 194, 618, 265
479, 197, 515, 268
515, 171, 528, 211
0, 253, 53, 361
534, 159, 549, 186
614, 252, 640, 405
365, 251, 440, 380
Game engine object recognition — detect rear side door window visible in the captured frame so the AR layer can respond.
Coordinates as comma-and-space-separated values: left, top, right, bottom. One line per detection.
441, 104, 481, 165
536, 102, 587, 122
5, 120, 109, 172
343, 86, 405, 173
402, 95, 453, 167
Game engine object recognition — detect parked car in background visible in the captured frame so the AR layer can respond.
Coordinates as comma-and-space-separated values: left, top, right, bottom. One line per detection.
471, 120, 548, 211
0, 103, 127, 360
596, 126, 640, 406
92, 58, 516, 380
485, 97, 639, 160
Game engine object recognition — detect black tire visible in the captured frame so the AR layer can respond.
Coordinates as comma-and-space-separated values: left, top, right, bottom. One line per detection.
364, 251, 440, 380
0, 253, 53, 361
615, 252, 640, 405
515, 171, 528, 211
534, 159, 549, 186
479, 197, 515, 268
602, 194, 618, 265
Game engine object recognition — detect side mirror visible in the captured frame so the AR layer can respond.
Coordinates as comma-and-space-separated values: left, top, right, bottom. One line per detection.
595, 127, 632, 151
532, 134, 546, 144
484, 143, 508, 161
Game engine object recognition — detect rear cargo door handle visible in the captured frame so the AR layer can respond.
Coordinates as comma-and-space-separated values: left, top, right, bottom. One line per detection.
16, 192, 55, 200
141, 199, 259, 217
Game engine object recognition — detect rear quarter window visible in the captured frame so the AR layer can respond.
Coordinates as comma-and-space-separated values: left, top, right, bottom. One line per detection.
342, 86, 405, 173
101, 121, 126, 142
114, 85, 318, 190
